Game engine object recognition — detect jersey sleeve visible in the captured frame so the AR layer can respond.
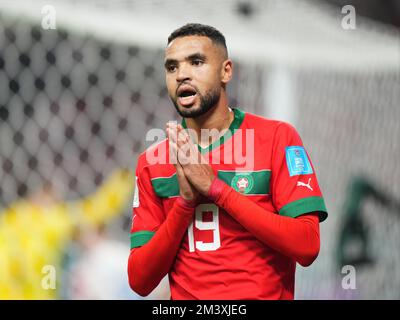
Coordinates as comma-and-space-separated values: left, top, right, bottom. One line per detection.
270, 122, 328, 222
130, 155, 165, 249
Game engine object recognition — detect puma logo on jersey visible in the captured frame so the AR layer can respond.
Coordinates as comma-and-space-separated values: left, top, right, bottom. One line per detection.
297, 178, 313, 191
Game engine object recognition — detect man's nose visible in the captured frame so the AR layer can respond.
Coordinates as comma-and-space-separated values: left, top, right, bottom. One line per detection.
176, 63, 191, 82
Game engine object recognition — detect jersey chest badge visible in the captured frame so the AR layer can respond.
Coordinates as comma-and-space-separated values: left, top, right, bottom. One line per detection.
231, 174, 254, 194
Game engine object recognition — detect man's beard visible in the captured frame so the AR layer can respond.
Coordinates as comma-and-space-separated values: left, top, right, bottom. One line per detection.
171, 87, 221, 118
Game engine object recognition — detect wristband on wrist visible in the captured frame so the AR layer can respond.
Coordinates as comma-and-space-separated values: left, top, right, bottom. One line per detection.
207, 178, 226, 202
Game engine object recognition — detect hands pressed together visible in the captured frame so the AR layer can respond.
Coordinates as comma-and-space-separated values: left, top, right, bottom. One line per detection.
166, 122, 215, 202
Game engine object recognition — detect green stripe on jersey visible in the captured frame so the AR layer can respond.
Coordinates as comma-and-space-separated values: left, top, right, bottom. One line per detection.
151, 174, 179, 198
130, 231, 155, 248
218, 170, 271, 195
152, 170, 271, 198
279, 196, 328, 222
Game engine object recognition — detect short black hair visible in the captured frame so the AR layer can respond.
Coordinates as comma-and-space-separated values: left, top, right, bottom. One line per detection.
167, 23, 227, 54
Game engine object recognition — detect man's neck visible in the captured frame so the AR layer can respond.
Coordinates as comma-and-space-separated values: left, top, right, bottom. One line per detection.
184, 102, 234, 148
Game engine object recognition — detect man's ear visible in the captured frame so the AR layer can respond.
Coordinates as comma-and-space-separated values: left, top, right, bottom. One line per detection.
221, 59, 233, 84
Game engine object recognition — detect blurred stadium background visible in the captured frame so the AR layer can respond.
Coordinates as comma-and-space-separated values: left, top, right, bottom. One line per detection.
0, 0, 399, 299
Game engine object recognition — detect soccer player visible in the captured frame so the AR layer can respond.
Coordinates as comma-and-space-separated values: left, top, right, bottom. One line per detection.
127, 23, 328, 300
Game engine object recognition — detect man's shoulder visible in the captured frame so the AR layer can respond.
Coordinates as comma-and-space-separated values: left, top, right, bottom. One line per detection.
137, 138, 168, 158
136, 139, 173, 175
243, 110, 295, 133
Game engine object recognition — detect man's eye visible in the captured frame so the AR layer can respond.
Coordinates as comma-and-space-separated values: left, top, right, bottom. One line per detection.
192, 60, 203, 66
167, 65, 177, 72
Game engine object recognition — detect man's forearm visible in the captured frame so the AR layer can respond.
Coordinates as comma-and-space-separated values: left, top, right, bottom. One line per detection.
208, 179, 320, 267
128, 197, 196, 296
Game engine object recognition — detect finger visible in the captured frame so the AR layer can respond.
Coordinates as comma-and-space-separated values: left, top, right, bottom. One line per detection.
167, 121, 178, 128
166, 122, 177, 131
167, 128, 177, 143
175, 135, 194, 165
177, 128, 196, 150
177, 135, 201, 165
177, 129, 189, 146
175, 126, 202, 165
169, 139, 178, 152
177, 144, 190, 165
168, 138, 179, 165
175, 160, 184, 172
176, 124, 190, 140
175, 160, 189, 185
167, 125, 178, 143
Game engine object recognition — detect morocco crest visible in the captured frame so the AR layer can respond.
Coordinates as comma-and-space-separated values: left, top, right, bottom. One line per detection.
231, 174, 254, 194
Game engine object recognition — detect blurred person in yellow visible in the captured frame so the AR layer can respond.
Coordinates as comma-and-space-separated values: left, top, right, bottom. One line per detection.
0, 169, 133, 299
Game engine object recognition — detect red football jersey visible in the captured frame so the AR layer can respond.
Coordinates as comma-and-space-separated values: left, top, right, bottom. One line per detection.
130, 108, 327, 299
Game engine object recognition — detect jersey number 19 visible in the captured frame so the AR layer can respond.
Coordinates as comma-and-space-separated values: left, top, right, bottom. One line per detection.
187, 204, 221, 252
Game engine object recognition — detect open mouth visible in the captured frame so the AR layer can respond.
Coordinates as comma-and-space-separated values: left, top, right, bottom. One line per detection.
177, 85, 197, 107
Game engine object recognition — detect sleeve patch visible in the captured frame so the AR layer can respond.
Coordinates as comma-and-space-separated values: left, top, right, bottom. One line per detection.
285, 146, 313, 176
